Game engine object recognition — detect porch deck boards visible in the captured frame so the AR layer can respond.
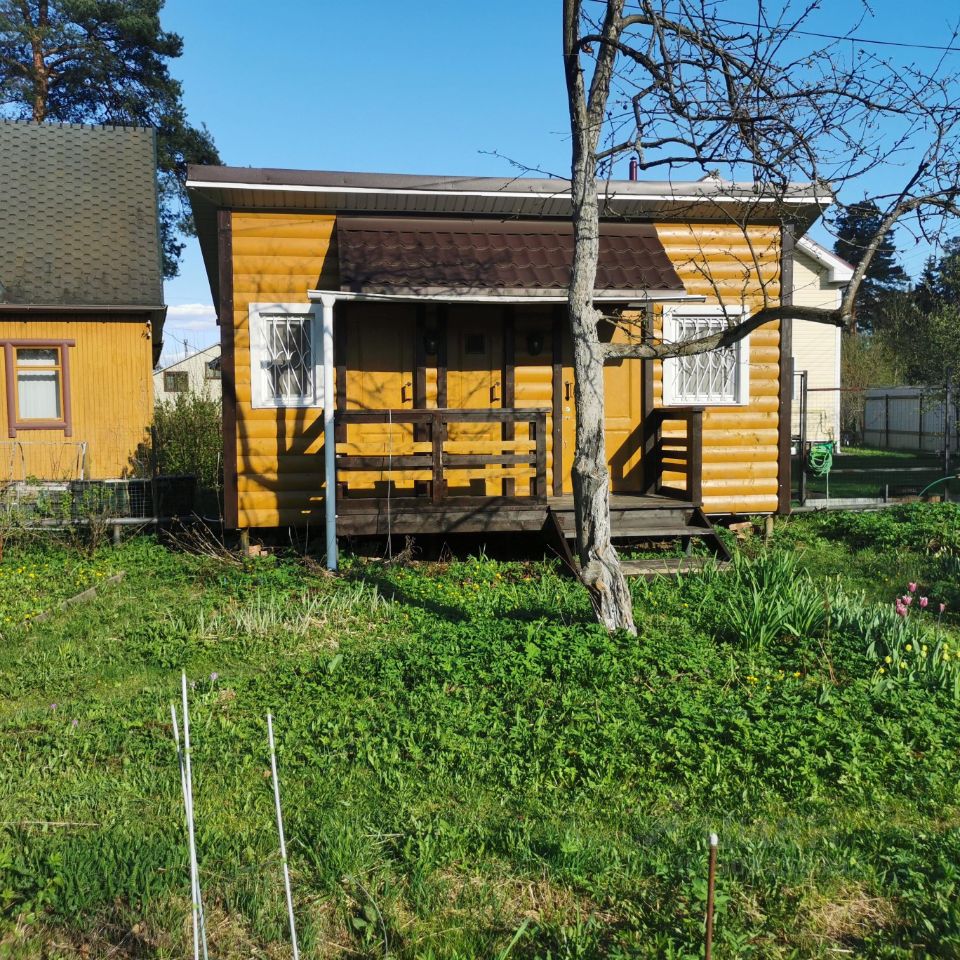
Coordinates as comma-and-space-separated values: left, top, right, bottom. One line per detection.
335, 491, 705, 539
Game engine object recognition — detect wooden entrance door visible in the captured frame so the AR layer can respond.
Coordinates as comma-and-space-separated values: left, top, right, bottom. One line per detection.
558, 319, 644, 494
342, 303, 416, 496
445, 306, 503, 496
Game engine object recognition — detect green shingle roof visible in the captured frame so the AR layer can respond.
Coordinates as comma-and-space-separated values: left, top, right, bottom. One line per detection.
0, 121, 164, 308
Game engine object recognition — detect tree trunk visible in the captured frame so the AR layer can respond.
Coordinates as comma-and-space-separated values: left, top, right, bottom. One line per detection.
30, 1, 49, 122
567, 177, 636, 634
564, 0, 635, 634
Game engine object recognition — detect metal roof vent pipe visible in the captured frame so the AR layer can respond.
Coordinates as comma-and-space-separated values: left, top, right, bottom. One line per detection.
628, 156, 639, 181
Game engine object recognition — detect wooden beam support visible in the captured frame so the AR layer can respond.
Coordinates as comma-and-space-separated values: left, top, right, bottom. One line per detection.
335, 300, 348, 443
502, 304, 516, 496
777, 224, 795, 516
551, 306, 564, 496
217, 209, 238, 530
436, 304, 448, 409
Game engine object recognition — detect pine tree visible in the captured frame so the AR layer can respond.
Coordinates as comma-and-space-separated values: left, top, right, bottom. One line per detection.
0, 0, 220, 278
833, 200, 910, 332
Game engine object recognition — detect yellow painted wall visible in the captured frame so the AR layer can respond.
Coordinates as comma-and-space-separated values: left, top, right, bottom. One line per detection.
232, 212, 337, 528
0, 317, 153, 480
230, 213, 784, 526
653, 222, 783, 514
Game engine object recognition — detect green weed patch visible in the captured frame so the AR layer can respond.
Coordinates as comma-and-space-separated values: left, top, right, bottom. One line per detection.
2, 514, 960, 957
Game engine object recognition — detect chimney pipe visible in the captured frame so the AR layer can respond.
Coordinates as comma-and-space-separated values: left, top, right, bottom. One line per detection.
629, 157, 638, 181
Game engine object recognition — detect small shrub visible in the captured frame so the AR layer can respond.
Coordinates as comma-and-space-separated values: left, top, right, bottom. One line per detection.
150, 391, 222, 493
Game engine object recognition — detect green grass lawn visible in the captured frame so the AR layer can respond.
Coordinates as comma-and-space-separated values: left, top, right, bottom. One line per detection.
796, 446, 960, 502
4, 507, 960, 958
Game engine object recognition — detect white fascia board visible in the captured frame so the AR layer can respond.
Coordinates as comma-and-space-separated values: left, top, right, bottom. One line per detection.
796, 235, 854, 284
187, 178, 829, 207
306, 288, 704, 305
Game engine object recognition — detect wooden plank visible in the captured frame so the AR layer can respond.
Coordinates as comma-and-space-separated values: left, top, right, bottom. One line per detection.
219, 209, 238, 529
445, 453, 536, 467
535, 410, 548, 501
551, 306, 564, 496
778, 224, 794, 515
502, 304, 516, 496
335, 300, 348, 442
337, 455, 432, 470
337, 408, 549, 425
437, 305, 448, 408
621, 557, 730, 579
443, 439, 536, 454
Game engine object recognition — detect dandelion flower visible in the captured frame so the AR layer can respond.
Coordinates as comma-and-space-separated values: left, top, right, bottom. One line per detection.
885, 655, 892, 664
879, 667, 886, 674
900, 661, 907, 669
905, 644, 913, 652
922, 645, 928, 654
793, 671, 802, 678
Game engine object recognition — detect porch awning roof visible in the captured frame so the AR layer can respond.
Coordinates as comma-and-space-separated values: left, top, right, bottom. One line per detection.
335, 217, 686, 299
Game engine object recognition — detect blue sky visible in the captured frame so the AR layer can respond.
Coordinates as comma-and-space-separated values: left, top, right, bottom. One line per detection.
160, 0, 959, 362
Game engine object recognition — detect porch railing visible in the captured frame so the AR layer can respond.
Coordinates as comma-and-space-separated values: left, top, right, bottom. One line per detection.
642, 406, 704, 506
335, 408, 549, 503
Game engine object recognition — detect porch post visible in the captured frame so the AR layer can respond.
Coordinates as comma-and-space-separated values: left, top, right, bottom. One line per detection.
319, 294, 338, 570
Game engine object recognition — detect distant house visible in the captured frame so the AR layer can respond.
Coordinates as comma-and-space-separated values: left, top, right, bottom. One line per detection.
154, 344, 222, 400
0, 121, 165, 480
791, 236, 853, 447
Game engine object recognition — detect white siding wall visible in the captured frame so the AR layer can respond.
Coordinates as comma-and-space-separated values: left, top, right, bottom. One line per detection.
791, 249, 841, 444
154, 345, 222, 401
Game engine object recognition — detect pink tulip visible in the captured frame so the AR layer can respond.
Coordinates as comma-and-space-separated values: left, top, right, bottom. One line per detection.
908, 582, 918, 593
903, 595, 913, 606
920, 596, 929, 608
941, 603, 947, 613
896, 604, 908, 618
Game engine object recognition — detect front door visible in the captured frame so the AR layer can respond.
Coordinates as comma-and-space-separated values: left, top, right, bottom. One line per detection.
558, 318, 644, 494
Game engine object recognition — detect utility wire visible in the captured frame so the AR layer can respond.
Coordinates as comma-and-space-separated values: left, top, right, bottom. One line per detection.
612, 3, 960, 53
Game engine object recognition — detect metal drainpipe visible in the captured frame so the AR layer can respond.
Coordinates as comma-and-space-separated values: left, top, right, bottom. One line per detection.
319, 294, 338, 570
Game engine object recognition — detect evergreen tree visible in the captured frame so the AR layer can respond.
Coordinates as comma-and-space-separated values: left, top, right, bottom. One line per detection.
0, 0, 220, 278
833, 200, 910, 332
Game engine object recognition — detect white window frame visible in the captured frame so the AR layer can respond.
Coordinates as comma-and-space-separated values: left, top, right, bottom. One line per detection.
662, 305, 751, 406
248, 302, 324, 409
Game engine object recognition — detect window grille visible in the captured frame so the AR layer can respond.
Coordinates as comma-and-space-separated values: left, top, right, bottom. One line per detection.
663, 312, 748, 405
262, 314, 313, 402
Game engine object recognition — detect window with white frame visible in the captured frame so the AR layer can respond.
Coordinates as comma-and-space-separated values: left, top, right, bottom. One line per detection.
249, 304, 323, 408
662, 309, 750, 405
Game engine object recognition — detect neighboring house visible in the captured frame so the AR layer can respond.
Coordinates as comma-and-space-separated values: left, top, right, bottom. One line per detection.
0, 121, 165, 481
154, 344, 222, 400
790, 236, 853, 447
188, 165, 831, 558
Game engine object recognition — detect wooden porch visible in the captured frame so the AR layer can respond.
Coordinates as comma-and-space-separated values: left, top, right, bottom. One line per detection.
333, 406, 727, 558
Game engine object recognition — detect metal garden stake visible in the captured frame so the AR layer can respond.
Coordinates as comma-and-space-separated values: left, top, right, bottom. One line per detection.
268, 712, 299, 960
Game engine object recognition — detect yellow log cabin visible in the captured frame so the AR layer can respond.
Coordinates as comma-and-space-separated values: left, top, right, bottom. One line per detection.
0, 121, 165, 482
187, 166, 830, 559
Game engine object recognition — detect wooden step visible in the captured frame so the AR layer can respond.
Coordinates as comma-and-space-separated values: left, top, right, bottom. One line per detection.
621, 557, 730, 578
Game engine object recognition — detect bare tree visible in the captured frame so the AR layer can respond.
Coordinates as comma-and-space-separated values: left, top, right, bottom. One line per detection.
562, 0, 960, 632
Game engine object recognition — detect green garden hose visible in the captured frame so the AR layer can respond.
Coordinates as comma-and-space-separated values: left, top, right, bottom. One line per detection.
808, 441, 834, 479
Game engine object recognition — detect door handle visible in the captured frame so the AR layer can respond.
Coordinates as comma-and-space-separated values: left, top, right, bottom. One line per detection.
401, 381, 412, 404
490, 380, 500, 404
565, 381, 573, 402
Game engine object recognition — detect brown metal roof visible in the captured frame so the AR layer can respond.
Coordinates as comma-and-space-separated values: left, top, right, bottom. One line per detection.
335, 217, 683, 297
